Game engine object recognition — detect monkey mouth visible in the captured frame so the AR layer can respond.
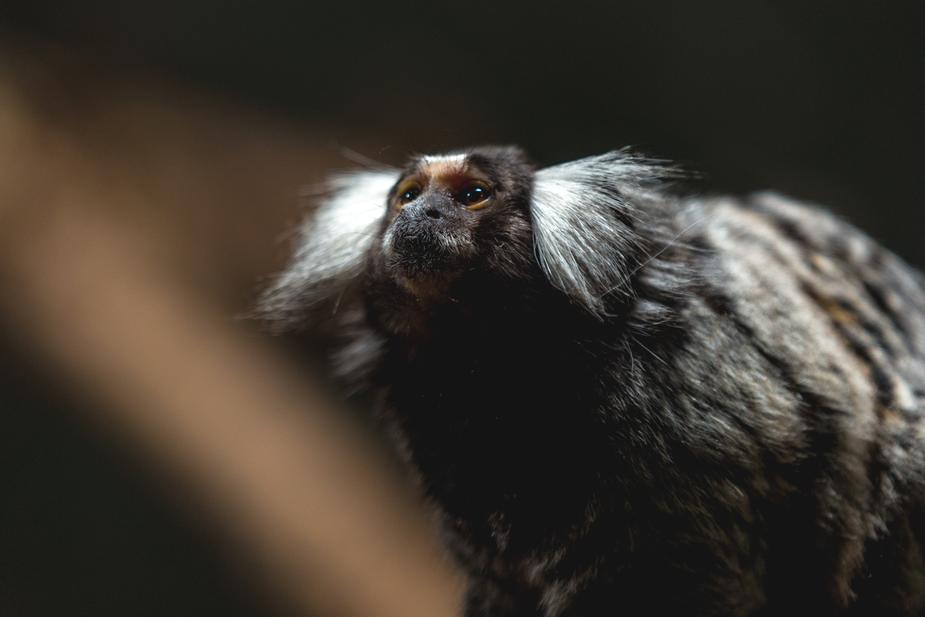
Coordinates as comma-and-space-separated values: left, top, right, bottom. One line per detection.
383, 226, 472, 297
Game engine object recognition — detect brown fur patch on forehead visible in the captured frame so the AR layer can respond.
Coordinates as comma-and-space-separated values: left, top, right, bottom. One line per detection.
418, 153, 468, 177
406, 153, 493, 192
396, 147, 532, 199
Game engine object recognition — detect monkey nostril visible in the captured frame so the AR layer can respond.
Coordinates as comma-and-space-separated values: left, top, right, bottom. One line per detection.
425, 208, 441, 219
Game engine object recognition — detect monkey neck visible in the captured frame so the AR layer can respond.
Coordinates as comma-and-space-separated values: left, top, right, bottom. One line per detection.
368, 242, 702, 543
375, 277, 619, 538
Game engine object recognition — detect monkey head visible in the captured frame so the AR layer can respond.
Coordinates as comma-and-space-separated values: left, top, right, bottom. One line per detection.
375, 146, 535, 302
261, 147, 671, 336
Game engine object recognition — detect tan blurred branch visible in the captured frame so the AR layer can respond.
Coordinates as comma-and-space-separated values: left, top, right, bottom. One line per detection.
0, 42, 462, 617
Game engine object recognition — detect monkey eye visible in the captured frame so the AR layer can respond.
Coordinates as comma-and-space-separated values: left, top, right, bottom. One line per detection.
456, 182, 492, 208
397, 184, 421, 206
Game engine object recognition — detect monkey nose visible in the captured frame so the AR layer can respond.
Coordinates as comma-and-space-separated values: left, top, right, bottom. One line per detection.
403, 196, 456, 223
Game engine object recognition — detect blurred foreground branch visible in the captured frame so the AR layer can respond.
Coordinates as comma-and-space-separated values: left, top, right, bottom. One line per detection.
0, 41, 462, 617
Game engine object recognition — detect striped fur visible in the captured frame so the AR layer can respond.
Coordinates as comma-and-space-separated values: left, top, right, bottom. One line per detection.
261, 148, 925, 615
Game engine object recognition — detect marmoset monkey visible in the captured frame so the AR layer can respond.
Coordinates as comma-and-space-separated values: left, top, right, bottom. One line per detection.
261, 147, 925, 615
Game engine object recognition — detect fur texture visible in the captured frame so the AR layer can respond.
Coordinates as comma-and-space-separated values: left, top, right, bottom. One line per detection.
260, 146, 925, 615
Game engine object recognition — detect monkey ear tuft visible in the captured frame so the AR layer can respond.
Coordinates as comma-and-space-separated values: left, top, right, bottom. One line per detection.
530, 150, 674, 316
258, 169, 399, 329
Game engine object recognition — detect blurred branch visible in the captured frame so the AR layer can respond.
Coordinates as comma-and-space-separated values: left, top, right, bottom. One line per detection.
0, 41, 462, 617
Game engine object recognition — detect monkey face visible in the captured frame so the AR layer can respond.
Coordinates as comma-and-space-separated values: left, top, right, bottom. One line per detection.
378, 147, 534, 299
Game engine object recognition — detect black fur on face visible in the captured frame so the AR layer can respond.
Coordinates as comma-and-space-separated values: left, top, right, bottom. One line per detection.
371, 146, 536, 305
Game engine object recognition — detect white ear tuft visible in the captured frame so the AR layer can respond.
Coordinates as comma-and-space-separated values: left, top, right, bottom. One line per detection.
260, 169, 398, 326
531, 151, 669, 316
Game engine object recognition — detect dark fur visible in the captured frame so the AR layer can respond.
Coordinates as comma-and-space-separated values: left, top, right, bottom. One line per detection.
262, 146, 925, 615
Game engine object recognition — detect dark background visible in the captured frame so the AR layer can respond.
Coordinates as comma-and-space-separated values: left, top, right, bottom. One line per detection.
1, 2, 923, 615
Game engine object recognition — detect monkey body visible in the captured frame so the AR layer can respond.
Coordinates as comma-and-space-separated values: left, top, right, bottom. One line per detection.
262, 148, 925, 615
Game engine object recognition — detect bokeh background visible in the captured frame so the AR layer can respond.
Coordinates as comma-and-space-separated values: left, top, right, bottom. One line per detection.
0, 2, 922, 616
